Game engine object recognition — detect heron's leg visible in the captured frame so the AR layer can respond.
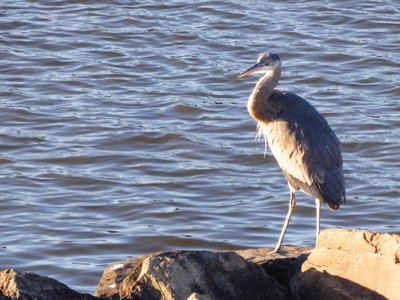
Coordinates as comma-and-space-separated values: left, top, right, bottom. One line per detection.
315, 198, 321, 245
272, 192, 296, 253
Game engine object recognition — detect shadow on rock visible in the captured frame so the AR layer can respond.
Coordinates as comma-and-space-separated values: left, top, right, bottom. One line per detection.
299, 267, 388, 300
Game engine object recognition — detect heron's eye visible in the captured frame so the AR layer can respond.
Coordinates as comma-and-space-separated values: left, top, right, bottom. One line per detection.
265, 59, 271, 65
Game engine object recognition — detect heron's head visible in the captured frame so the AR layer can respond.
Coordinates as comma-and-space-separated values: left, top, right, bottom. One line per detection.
239, 52, 281, 78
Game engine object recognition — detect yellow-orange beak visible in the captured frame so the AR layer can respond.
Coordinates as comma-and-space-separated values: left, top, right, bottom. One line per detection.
238, 62, 262, 78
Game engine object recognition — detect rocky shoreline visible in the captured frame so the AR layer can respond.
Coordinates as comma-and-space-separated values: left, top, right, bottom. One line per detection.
1, 229, 399, 299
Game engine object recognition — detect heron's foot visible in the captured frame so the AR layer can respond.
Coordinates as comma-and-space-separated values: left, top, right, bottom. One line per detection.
268, 247, 282, 255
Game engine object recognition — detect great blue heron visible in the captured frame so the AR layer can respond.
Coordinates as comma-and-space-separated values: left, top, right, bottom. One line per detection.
239, 52, 346, 253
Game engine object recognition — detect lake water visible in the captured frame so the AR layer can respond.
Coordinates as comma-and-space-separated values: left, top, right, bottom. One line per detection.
1, 0, 399, 294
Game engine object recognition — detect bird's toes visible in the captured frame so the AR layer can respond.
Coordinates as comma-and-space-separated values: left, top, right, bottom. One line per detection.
268, 249, 281, 255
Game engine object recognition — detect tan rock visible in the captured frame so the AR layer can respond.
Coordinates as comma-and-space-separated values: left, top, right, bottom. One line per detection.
187, 292, 211, 300
300, 229, 400, 300
95, 253, 151, 298
0, 269, 96, 300
235, 245, 311, 265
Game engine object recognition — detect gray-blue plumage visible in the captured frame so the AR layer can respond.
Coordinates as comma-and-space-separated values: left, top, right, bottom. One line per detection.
239, 52, 346, 252
268, 90, 345, 209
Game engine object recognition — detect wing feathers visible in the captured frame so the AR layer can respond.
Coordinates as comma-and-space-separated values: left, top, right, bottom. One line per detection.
258, 90, 345, 205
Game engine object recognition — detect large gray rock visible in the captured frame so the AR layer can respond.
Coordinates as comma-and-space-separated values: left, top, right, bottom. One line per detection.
235, 245, 311, 295
0, 269, 97, 300
299, 229, 400, 300
96, 250, 291, 300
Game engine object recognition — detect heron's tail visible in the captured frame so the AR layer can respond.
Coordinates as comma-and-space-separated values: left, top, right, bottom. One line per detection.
282, 167, 346, 210
319, 167, 346, 210
327, 203, 341, 210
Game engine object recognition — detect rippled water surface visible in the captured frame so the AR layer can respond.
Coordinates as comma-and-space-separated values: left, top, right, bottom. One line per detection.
1, 0, 399, 293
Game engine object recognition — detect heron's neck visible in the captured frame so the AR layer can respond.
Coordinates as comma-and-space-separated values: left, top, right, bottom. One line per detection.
247, 68, 281, 122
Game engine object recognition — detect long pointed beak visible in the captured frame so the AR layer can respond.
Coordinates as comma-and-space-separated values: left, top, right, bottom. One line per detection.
238, 62, 262, 78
